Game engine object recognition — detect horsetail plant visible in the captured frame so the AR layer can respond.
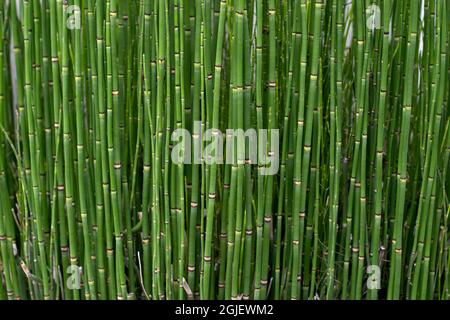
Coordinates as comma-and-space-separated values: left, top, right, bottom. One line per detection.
0, 0, 448, 301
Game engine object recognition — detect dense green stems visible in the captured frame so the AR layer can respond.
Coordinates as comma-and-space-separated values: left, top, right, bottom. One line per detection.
86, 0, 107, 300
23, 0, 51, 300
60, 0, 81, 300
106, 0, 127, 299
388, 0, 420, 300
0, 0, 448, 301
253, 0, 264, 300
259, 0, 278, 300
410, 1, 447, 299
229, 0, 246, 300
0, 2, 21, 300
48, 0, 70, 300
72, 1, 96, 300
96, 0, 117, 300
368, 0, 391, 301
289, 0, 308, 300
148, 0, 167, 300
274, 0, 301, 300
202, 0, 227, 300
292, 0, 323, 300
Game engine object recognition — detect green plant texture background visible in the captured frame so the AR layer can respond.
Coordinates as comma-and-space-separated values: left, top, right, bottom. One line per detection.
0, 0, 449, 300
